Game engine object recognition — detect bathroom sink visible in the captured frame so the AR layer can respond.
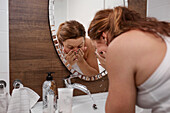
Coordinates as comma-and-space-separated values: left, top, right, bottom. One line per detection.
72, 99, 105, 113
72, 102, 145, 113
31, 92, 151, 113
72, 92, 151, 113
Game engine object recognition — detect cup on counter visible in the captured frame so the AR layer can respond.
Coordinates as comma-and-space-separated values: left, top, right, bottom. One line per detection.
58, 88, 73, 113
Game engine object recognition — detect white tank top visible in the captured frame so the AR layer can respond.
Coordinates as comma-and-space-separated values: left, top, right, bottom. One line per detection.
72, 63, 83, 75
137, 36, 170, 113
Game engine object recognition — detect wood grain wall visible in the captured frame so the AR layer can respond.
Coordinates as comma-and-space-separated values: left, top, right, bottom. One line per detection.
128, 0, 147, 18
9, 0, 146, 100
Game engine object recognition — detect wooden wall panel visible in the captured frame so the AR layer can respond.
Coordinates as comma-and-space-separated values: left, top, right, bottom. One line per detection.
9, 0, 70, 100
128, 0, 147, 18
9, 0, 108, 100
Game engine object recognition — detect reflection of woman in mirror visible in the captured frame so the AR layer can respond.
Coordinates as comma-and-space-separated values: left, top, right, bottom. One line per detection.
57, 20, 99, 76
88, 6, 170, 113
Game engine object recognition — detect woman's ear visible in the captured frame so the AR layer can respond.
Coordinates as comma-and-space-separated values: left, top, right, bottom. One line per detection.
102, 32, 108, 45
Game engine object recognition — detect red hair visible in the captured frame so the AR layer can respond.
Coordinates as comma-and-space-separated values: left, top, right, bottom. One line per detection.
88, 6, 170, 43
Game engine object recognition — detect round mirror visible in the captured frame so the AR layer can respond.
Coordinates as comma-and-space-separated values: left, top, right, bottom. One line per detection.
48, 0, 128, 81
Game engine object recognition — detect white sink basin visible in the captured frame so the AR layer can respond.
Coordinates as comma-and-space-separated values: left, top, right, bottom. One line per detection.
72, 92, 148, 113
31, 92, 151, 113
72, 99, 105, 113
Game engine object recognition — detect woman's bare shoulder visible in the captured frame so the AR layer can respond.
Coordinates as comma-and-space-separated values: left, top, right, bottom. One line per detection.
109, 30, 155, 53
85, 37, 93, 45
107, 30, 155, 66
85, 38, 95, 50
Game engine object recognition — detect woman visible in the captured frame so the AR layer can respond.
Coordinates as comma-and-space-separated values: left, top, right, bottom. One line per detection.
57, 20, 99, 76
88, 6, 170, 113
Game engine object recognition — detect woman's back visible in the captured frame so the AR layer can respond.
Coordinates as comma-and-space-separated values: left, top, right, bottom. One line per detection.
127, 30, 167, 86
116, 30, 170, 112
135, 33, 170, 113
106, 29, 170, 112
108, 30, 167, 86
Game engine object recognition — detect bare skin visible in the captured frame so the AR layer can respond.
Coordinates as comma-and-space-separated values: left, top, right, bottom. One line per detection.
63, 37, 99, 76
93, 32, 108, 69
94, 30, 166, 113
95, 51, 106, 69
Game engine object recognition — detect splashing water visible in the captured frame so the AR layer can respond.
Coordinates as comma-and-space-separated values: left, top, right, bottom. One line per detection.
86, 90, 98, 110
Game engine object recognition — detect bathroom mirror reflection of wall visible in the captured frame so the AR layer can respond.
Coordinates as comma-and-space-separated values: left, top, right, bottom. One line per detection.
48, 0, 128, 81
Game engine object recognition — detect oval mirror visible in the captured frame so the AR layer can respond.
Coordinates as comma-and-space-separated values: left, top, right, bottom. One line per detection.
48, 0, 128, 81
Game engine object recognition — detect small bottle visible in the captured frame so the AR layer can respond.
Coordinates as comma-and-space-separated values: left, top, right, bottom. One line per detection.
43, 72, 57, 113
0, 80, 9, 113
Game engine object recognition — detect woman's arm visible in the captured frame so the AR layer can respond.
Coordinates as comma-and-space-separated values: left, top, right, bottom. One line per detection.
95, 51, 106, 69
77, 39, 99, 76
105, 35, 137, 113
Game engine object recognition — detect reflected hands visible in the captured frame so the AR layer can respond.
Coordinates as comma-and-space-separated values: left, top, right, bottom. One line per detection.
65, 50, 77, 65
76, 47, 87, 63
64, 47, 87, 65
95, 51, 106, 69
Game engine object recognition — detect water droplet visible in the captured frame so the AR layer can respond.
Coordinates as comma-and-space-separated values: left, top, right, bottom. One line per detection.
93, 104, 98, 110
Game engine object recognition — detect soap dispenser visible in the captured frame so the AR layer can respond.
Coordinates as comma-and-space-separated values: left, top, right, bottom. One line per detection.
43, 72, 57, 113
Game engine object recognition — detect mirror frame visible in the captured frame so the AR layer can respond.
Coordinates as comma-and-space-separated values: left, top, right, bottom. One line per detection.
48, 0, 107, 81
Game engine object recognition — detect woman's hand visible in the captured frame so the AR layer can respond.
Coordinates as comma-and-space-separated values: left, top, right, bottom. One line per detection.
76, 48, 86, 63
65, 50, 77, 65
95, 51, 106, 69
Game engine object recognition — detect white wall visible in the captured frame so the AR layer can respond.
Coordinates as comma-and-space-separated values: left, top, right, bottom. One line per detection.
147, 0, 170, 22
0, 0, 9, 92
105, 0, 125, 9
67, 0, 104, 36
54, 0, 67, 35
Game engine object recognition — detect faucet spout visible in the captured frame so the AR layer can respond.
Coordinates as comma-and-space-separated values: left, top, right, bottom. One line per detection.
64, 78, 90, 95
64, 77, 98, 110
69, 83, 90, 94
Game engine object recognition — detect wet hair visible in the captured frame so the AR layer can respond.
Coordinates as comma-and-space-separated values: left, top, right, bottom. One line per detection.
57, 20, 86, 45
88, 6, 170, 43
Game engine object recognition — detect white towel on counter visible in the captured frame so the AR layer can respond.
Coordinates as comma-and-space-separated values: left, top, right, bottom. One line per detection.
7, 86, 40, 113
0, 92, 10, 113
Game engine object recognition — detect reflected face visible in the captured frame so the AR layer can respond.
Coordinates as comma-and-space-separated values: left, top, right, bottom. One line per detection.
63, 37, 85, 54
93, 32, 108, 58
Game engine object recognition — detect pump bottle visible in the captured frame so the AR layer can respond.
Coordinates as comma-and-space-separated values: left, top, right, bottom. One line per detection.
42, 72, 57, 113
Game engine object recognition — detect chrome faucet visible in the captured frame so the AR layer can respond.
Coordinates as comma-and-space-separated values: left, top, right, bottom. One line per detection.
64, 77, 90, 95
64, 76, 98, 110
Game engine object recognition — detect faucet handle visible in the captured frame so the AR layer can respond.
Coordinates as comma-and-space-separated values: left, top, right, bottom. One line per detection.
64, 78, 71, 88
